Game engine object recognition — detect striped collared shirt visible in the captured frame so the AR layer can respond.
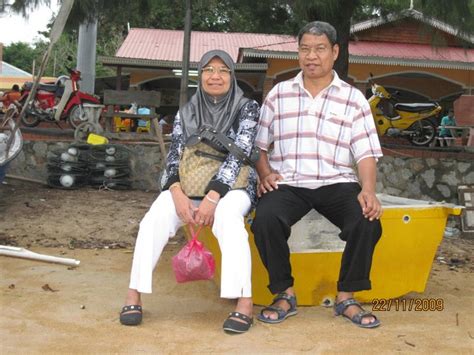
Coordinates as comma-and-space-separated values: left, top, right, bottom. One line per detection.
255, 71, 383, 189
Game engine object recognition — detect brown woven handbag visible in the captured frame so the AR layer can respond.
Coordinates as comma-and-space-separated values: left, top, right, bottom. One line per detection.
179, 142, 250, 198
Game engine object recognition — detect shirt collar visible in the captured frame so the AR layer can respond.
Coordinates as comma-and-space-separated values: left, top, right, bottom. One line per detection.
292, 70, 342, 92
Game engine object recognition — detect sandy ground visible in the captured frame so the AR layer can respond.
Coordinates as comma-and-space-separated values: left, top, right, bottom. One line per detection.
1, 179, 473, 354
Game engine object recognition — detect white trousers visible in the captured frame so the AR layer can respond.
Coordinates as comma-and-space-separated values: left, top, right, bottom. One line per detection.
129, 189, 252, 298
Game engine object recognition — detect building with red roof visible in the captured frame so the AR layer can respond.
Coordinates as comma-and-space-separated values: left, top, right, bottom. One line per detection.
100, 9, 473, 120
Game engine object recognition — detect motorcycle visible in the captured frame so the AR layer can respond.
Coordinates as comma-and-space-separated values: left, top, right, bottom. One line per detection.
19, 67, 100, 129
368, 77, 442, 146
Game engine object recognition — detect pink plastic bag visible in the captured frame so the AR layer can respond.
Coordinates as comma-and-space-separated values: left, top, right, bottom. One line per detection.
172, 225, 215, 283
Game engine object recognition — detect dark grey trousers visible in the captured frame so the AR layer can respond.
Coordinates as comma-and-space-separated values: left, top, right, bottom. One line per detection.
251, 183, 382, 294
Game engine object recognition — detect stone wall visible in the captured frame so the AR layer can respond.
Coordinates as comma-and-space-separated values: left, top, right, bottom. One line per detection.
7, 140, 474, 204
377, 156, 473, 203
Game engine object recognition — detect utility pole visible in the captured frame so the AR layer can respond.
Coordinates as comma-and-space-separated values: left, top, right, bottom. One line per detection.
179, 0, 192, 108
77, 19, 98, 94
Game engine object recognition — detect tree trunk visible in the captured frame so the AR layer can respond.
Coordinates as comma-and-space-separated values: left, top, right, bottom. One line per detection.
304, 0, 359, 81
332, 0, 357, 80
179, 0, 192, 108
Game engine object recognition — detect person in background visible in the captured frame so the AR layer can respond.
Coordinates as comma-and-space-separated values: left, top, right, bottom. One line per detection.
0, 85, 21, 112
251, 21, 383, 329
158, 114, 174, 134
439, 109, 456, 138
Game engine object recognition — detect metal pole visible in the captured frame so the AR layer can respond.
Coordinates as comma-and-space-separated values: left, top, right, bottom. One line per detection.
77, 19, 98, 94
179, 0, 192, 108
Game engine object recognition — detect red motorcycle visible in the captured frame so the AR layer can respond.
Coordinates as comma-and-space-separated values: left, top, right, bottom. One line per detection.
19, 67, 100, 128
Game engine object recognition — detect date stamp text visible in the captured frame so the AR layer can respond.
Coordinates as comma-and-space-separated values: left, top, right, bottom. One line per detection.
372, 298, 444, 311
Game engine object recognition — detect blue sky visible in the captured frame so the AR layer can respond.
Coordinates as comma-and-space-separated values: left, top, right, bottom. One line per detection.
0, 2, 59, 46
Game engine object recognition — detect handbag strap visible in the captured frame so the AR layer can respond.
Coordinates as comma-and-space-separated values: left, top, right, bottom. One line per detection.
198, 127, 257, 166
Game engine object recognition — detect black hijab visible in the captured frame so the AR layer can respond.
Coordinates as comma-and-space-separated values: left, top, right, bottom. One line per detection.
179, 50, 249, 144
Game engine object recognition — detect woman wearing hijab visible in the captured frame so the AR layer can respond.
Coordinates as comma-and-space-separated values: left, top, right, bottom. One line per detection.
119, 50, 259, 334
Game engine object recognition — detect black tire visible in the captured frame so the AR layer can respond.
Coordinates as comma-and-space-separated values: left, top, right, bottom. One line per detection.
408, 119, 436, 146
20, 104, 41, 127
18, 97, 41, 127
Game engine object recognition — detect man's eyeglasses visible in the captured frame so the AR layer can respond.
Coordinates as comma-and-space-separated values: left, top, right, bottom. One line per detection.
298, 45, 330, 56
201, 66, 232, 76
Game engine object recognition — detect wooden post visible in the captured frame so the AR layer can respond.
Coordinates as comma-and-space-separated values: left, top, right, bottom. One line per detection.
116, 66, 122, 90
151, 118, 167, 168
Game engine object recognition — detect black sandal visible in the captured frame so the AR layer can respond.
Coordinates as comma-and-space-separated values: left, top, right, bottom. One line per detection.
257, 292, 298, 324
119, 305, 143, 326
222, 312, 253, 334
334, 298, 380, 328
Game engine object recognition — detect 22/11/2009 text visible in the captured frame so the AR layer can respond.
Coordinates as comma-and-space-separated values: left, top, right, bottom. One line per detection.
372, 298, 444, 311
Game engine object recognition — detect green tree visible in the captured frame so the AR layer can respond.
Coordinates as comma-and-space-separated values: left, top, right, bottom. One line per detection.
2, 42, 38, 73
291, 0, 359, 80
3, 0, 472, 81
32, 30, 77, 77
290, 0, 473, 79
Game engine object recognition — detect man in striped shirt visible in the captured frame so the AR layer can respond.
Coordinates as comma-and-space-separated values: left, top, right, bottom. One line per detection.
251, 21, 383, 328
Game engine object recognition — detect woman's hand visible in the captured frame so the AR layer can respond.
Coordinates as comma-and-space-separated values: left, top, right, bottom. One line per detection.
194, 191, 220, 226
170, 186, 197, 224
258, 172, 283, 197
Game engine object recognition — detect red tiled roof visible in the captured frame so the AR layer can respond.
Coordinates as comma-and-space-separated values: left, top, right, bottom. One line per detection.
116, 29, 474, 66
116, 28, 296, 62
350, 41, 474, 63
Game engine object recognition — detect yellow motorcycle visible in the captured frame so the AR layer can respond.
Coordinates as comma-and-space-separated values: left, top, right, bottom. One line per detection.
368, 79, 442, 146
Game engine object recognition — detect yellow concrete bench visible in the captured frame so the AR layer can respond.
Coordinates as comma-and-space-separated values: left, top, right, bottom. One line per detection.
198, 194, 463, 306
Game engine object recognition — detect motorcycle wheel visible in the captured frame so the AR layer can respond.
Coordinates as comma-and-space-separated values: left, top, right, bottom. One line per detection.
21, 113, 41, 127
408, 119, 436, 146
68, 101, 95, 129
21, 111, 41, 127
19, 98, 41, 127
74, 122, 103, 142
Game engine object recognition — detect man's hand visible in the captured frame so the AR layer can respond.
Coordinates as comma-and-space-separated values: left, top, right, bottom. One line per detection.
357, 189, 382, 221
170, 187, 197, 224
255, 149, 283, 197
258, 172, 283, 197
356, 157, 382, 221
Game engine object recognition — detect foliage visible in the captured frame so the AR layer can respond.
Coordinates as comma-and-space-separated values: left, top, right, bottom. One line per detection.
351, 0, 409, 22
3, 39, 71, 78
419, 0, 474, 37
1, 0, 51, 17
2, 42, 38, 73
2, 0, 472, 80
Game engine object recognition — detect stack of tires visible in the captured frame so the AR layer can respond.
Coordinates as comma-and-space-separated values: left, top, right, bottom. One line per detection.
47, 144, 90, 189
86, 144, 132, 190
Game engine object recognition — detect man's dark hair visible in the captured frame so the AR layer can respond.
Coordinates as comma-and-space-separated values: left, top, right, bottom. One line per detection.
298, 21, 338, 46
12, 84, 20, 91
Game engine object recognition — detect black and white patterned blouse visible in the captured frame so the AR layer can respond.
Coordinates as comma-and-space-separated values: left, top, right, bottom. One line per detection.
161, 100, 260, 206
